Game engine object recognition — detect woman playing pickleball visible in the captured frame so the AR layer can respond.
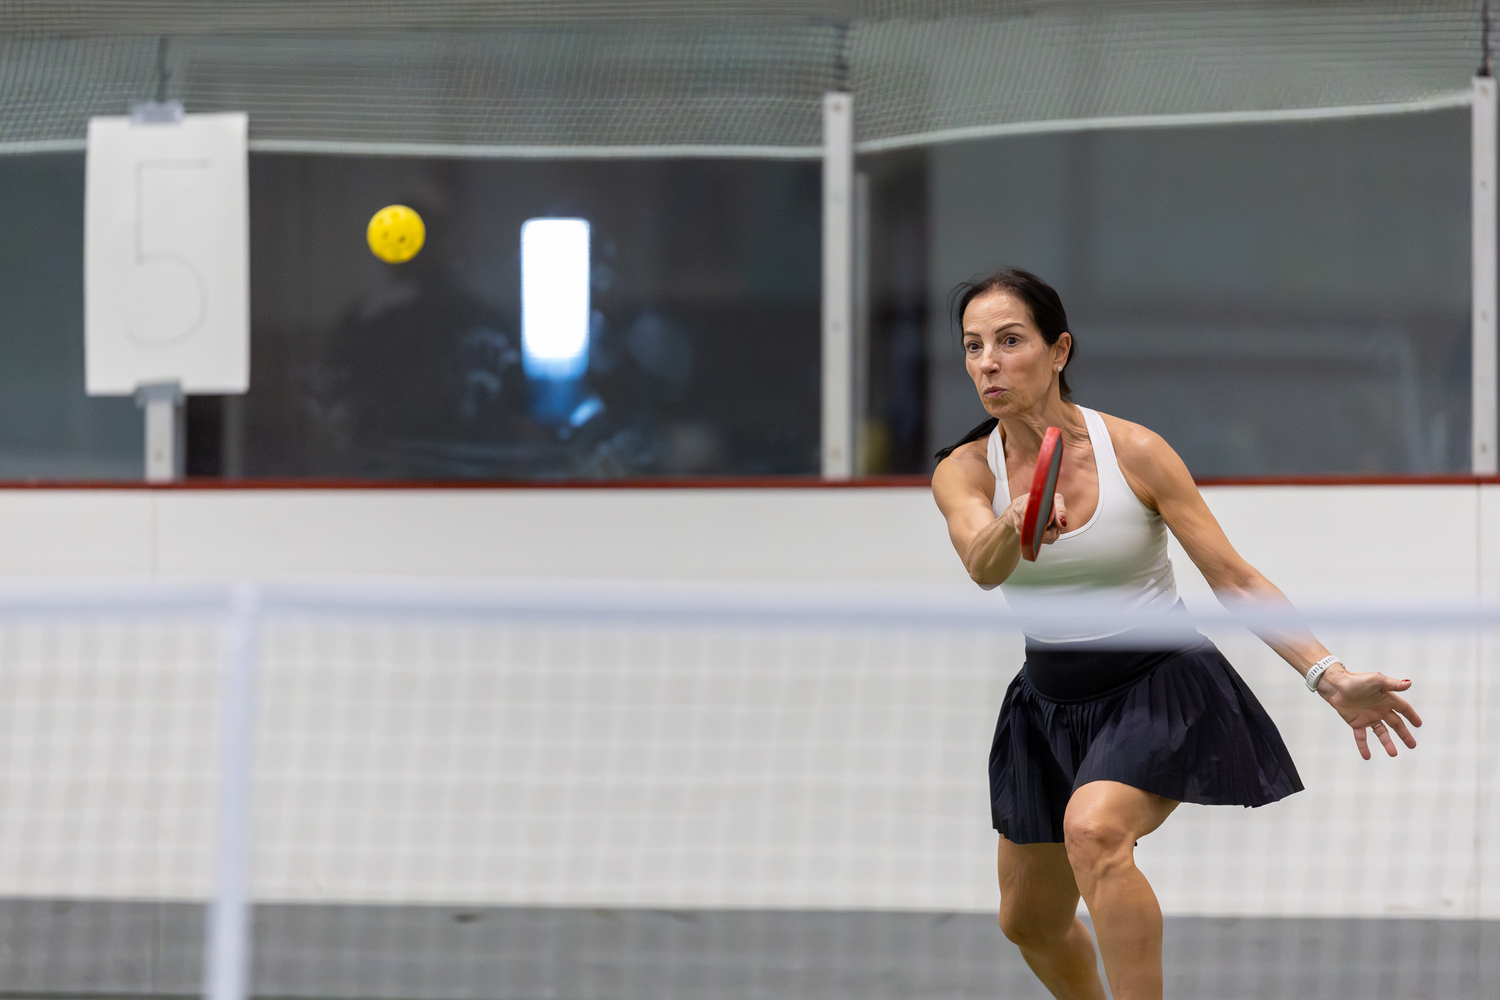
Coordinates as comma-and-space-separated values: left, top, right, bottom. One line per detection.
930, 269, 1422, 1000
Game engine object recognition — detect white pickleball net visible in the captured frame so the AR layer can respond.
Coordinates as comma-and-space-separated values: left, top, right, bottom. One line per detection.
0, 581, 1491, 999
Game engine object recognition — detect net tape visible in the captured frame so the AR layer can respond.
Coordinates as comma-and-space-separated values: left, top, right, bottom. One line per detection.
0, 1, 1486, 154
0, 576, 1492, 632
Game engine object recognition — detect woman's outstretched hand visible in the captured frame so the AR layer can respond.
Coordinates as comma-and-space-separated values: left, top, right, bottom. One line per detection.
1317, 667, 1422, 760
998, 492, 1068, 546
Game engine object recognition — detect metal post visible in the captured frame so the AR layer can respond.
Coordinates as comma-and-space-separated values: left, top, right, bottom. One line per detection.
222, 395, 245, 480
1474, 74, 1498, 474
204, 583, 261, 1000
821, 92, 855, 480
136, 381, 184, 482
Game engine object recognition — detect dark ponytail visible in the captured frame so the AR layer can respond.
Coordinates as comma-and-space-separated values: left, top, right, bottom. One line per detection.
934, 417, 998, 461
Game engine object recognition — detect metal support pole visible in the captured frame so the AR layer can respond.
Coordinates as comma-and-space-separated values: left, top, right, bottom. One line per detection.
204, 583, 261, 1000
821, 92, 855, 480
136, 381, 184, 482
1474, 74, 1498, 474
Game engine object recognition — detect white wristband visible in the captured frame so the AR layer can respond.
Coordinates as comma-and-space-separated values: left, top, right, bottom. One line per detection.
1305, 655, 1340, 692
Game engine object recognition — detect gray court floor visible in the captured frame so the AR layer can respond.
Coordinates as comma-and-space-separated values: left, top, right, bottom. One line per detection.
0, 900, 1493, 1000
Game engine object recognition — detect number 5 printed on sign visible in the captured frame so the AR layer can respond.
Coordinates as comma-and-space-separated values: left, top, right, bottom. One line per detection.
129, 160, 211, 348
85, 113, 248, 396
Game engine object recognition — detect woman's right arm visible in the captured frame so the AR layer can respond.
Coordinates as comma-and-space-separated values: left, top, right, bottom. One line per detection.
931, 443, 1063, 586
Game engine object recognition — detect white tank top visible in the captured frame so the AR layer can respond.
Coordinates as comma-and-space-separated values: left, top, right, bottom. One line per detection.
988, 406, 1179, 643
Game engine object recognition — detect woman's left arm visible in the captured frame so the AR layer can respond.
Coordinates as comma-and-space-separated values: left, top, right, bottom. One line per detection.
1104, 415, 1422, 760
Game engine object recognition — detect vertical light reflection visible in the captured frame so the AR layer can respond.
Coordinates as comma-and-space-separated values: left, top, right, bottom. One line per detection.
521, 218, 591, 380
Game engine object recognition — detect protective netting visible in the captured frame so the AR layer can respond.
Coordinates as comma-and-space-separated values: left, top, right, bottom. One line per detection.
0, 29, 844, 152
853, 2, 1483, 150
0, 2, 1487, 153
0, 581, 1493, 999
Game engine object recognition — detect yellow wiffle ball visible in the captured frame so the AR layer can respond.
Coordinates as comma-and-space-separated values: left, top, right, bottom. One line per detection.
366, 204, 426, 263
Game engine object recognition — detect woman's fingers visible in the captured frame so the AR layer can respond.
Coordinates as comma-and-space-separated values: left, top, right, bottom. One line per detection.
1370, 677, 1422, 726
1372, 721, 1399, 757
1353, 717, 1399, 758
1380, 676, 1423, 726
1335, 670, 1420, 759
1345, 672, 1423, 727
1387, 712, 1417, 749
1038, 495, 1068, 545
1387, 694, 1422, 728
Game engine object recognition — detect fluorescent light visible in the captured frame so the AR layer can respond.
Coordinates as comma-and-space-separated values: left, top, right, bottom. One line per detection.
521, 218, 590, 379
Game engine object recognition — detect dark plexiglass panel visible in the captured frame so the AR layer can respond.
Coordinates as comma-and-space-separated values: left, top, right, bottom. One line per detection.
869, 109, 1471, 476
0, 154, 141, 480
220, 154, 821, 480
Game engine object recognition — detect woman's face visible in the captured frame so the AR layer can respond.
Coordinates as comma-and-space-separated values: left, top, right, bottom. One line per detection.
962, 289, 1070, 417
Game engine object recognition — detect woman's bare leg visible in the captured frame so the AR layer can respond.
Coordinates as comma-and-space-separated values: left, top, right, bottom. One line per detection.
1062, 780, 1180, 1000
996, 838, 1107, 1000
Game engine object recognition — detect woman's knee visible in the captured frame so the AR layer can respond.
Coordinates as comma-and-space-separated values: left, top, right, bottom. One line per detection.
998, 899, 1074, 950
995, 840, 1081, 950
1062, 806, 1135, 880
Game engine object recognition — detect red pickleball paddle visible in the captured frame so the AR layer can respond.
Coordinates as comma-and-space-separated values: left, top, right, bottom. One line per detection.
1020, 427, 1065, 562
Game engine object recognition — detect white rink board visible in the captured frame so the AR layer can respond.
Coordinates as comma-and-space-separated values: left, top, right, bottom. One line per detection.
85, 113, 249, 395
0, 483, 1480, 591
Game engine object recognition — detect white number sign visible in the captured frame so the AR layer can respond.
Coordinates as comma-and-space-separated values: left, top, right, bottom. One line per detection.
85, 112, 249, 395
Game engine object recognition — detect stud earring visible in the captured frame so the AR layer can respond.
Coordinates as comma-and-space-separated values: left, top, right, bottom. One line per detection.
1054, 366, 1062, 372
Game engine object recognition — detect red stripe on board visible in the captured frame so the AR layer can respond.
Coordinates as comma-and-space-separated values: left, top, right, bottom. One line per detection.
1193, 474, 1500, 487
0, 473, 1494, 490
0, 475, 935, 491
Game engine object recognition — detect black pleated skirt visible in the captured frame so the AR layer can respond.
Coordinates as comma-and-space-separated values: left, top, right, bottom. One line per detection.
989, 634, 1303, 845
